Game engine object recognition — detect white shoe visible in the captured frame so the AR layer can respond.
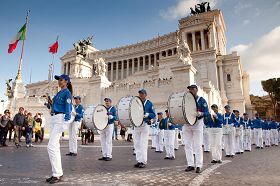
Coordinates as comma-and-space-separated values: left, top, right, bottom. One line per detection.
30, 144, 34, 147
26, 145, 29, 148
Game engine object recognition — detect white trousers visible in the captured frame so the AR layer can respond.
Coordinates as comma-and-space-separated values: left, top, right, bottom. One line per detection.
235, 129, 244, 153
254, 128, 263, 147
263, 130, 271, 146
164, 130, 175, 158
270, 129, 279, 145
223, 127, 235, 156
243, 129, 252, 151
209, 128, 223, 161
152, 135, 157, 148
134, 124, 149, 164
100, 124, 114, 158
203, 128, 210, 151
47, 114, 64, 177
251, 129, 255, 144
155, 129, 164, 152
180, 130, 184, 145
183, 119, 204, 168
174, 129, 179, 150
68, 121, 81, 154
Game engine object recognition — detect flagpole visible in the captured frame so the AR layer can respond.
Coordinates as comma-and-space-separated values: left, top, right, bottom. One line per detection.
15, 10, 30, 82
51, 35, 58, 81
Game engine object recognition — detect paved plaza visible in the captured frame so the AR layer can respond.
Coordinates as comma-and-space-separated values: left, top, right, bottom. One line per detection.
0, 139, 279, 186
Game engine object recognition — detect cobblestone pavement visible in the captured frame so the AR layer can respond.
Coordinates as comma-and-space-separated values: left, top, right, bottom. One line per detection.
0, 139, 279, 186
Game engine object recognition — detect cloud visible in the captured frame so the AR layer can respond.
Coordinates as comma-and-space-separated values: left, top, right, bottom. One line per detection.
230, 26, 280, 85
242, 19, 250, 25
234, 2, 252, 14
160, 0, 218, 20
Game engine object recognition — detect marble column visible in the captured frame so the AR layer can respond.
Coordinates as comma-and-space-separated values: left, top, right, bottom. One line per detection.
200, 30, 205, 50
115, 61, 119, 80
110, 62, 114, 81
143, 57, 145, 71
137, 57, 140, 72
126, 60, 129, 77
121, 60, 124, 79
192, 32, 196, 51
218, 61, 225, 92
132, 59, 134, 74
148, 55, 151, 69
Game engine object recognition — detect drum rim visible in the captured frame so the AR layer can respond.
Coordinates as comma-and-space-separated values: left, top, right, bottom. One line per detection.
183, 91, 198, 125
129, 96, 144, 127
167, 93, 178, 125
92, 104, 108, 131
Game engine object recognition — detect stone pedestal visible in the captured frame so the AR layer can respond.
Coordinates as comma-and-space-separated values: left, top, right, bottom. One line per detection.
170, 64, 197, 92
88, 75, 111, 105
9, 79, 26, 113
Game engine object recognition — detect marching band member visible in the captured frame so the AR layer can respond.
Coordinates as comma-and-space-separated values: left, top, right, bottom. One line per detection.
233, 110, 244, 154
134, 89, 156, 168
242, 113, 252, 151
155, 112, 164, 153
66, 96, 84, 156
163, 110, 176, 160
150, 122, 157, 149
223, 105, 237, 158
46, 74, 72, 184
269, 118, 278, 146
183, 85, 209, 173
99, 98, 117, 161
252, 113, 263, 149
208, 104, 223, 164
262, 119, 270, 147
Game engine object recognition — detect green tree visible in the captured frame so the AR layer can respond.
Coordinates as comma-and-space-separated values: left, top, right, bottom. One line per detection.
261, 78, 280, 118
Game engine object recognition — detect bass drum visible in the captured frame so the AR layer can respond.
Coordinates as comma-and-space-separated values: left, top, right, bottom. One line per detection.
167, 91, 197, 125
117, 96, 144, 127
83, 104, 108, 130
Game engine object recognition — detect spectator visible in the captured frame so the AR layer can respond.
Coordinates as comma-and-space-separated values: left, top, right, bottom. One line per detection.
13, 107, 26, 147
0, 110, 11, 147
127, 126, 133, 142
80, 121, 88, 145
112, 121, 119, 140
7, 112, 14, 142
88, 129, 94, 143
34, 115, 42, 143
25, 112, 34, 147
120, 124, 126, 140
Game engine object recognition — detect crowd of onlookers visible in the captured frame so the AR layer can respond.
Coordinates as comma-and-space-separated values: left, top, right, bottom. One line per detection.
0, 107, 45, 148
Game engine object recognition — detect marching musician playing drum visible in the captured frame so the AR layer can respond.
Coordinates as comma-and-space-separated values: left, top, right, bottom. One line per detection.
66, 96, 84, 156
242, 113, 252, 151
163, 110, 176, 160
183, 84, 209, 173
223, 105, 237, 158
134, 89, 156, 168
155, 112, 164, 153
98, 98, 117, 161
208, 104, 223, 164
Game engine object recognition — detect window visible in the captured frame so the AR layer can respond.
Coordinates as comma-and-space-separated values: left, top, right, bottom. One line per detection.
227, 74, 231, 81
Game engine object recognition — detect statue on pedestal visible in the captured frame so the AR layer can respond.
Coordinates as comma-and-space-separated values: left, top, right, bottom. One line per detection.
5, 79, 13, 98
73, 36, 93, 58
190, 1, 211, 15
93, 58, 107, 77
176, 31, 192, 65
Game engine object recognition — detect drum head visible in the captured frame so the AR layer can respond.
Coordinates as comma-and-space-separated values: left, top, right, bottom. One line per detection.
129, 97, 144, 127
183, 92, 197, 125
93, 104, 108, 130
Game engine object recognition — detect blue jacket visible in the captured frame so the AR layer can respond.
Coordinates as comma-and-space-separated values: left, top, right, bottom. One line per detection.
74, 104, 84, 122
262, 121, 270, 130
223, 112, 237, 127
196, 96, 210, 120
143, 99, 156, 123
252, 117, 262, 129
207, 112, 223, 128
52, 88, 72, 121
235, 116, 242, 127
106, 106, 117, 125
269, 121, 278, 129
163, 117, 175, 130
241, 118, 252, 129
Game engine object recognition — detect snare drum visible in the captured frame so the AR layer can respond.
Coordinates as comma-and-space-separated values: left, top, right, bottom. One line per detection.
83, 104, 108, 130
117, 96, 144, 127
167, 91, 197, 126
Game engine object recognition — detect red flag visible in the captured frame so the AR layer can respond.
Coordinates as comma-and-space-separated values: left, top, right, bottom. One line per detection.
49, 41, 58, 54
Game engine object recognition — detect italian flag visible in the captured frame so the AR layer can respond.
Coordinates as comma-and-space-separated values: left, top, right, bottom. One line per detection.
8, 24, 26, 54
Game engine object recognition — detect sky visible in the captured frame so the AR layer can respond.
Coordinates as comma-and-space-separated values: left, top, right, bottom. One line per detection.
0, 0, 280, 101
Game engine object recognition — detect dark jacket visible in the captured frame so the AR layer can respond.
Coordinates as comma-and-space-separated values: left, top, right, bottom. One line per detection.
13, 113, 26, 127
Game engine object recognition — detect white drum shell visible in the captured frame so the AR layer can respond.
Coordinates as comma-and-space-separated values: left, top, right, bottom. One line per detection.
117, 96, 144, 127
83, 105, 108, 130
